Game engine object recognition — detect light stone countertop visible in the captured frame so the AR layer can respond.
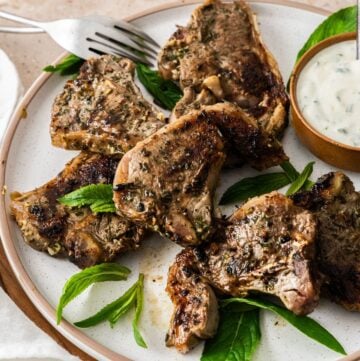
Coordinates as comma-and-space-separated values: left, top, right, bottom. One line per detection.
0, 0, 356, 90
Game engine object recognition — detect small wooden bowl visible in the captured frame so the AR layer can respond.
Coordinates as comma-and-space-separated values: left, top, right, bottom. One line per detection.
290, 32, 360, 172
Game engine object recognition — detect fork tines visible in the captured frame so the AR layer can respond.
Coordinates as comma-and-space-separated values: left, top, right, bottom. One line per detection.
88, 24, 159, 66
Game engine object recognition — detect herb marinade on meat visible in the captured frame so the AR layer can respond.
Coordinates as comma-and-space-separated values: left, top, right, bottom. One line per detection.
158, 0, 288, 139
166, 193, 319, 353
113, 109, 227, 246
292, 172, 360, 311
11, 152, 145, 268
51, 55, 166, 155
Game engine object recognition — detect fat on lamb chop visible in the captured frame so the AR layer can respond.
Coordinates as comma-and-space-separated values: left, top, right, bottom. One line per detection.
158, 0, 288, 139
11, 152, 145, 268
50, 55, 166, 155
292, 172, 360, 311
166, 192, 319, 353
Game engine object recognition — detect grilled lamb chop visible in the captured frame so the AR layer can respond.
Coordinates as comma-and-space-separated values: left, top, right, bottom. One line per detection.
113, 102, 287, 247
51, 55, 166, 155
158, 0, 288, 138
196, 103, 287, 170
11, 152, 145, 268
166, 192, 319, 353
113, 108, 226, 247
292, 172, 360, 311
166, 247, 219, 353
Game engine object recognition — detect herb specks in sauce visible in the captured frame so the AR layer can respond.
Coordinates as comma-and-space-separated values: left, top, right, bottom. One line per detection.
297, 40, 360, 147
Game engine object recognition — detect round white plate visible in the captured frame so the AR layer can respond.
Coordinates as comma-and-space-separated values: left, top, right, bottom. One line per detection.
1, 2, 359, 361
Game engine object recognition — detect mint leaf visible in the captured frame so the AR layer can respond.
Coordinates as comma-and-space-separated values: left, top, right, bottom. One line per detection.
132, 274, 147, 348
58, 184, 116, 213
220, 172, 291, 205
74, 273, 147, 348
222, 298, 346, 355
280, 161, 299, 182
136, 63, 182, 110
108, 281, 138, 327
286, 162, 315, 195
201, 308, 261, 361
75, 281, 138, 328
56, 263, 130, 324
296, 6, 356, 62
43, 54, 84, 76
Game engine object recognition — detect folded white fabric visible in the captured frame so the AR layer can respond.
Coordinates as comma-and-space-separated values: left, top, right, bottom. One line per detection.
0, 288, 79, 360
0, 49, 78, 361
0, 49, 22, 140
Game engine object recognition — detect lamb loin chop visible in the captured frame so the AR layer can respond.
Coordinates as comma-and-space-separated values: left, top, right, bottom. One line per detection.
158, 0, 288, 138
51, 55, 166, 155
166, 192, 319, 353
11, 152, 145, 268
292, 172, 360, 311
113, 108, 227, 247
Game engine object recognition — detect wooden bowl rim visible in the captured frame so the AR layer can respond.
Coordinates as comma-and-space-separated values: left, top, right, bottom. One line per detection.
290, 31, 360, 153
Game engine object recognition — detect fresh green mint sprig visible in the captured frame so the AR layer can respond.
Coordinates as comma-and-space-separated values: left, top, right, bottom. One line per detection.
56, 263, 146, 348
58, 184, 115, 213
220, 161, 315, 205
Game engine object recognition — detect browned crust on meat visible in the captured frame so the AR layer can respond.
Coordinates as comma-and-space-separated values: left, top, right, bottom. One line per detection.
11, 152, 145, 268
292, 172, 360, 311
113, 110, 226, 246
50, 55, 166, 155
166, 248, 219, 353
198, 103, 288, 170
158, 0, 288, 138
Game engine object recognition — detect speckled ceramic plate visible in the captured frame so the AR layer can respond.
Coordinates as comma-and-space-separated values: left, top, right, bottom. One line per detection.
1, 1, 359, 361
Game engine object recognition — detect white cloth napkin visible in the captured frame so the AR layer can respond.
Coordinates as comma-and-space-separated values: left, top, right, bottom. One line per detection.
0, 288, 78, 360
0, 49, 78, 361
0, 49, 22, 140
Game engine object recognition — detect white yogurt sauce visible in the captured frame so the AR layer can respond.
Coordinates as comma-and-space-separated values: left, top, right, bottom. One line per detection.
297, 40, 360, 147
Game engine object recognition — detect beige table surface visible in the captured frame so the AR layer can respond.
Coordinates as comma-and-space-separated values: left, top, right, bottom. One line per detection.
0, 0, 355, 90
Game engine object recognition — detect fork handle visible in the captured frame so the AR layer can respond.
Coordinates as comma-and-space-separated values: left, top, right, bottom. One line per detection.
0, 26, 45, 33
0, 11, 42, 28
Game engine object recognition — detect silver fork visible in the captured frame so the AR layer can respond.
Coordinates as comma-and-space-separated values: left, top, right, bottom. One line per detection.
0, 12, 160, 65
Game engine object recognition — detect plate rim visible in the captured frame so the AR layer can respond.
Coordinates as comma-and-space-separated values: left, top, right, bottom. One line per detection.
1, 1, 349, 361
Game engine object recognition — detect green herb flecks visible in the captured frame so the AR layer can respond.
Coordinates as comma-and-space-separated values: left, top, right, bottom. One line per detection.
56, 263, 130, 324
221, 298, 346, 356
136, 63, 182, 110
58, 184, 116, 213
43, 54, 84, 76
201, 307, 261, 361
